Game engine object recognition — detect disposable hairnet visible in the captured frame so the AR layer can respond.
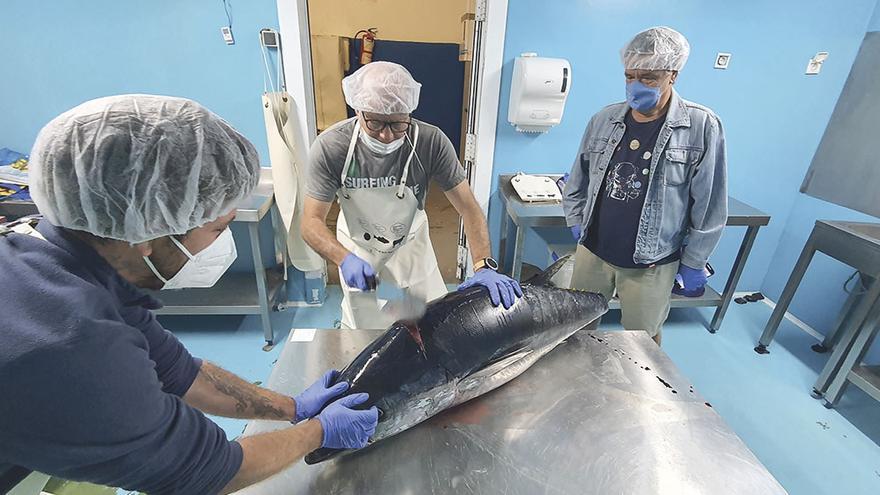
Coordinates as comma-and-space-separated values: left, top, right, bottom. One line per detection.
29, 94, 260, 243
342, 61, 421, 114
621, 26, 690, 71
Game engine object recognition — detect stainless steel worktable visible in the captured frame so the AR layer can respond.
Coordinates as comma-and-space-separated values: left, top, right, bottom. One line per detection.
498, 174, 771, 333
236, 330, 786, 495
149, 169, 285, 348
757, 220, 880, 411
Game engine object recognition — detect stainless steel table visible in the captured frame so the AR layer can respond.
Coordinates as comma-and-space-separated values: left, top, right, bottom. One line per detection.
498, 174, 771, 333
757, 221, 880, 409
149, 169, 285, 348
756, 221, 880, 354
237, 330, 786, 495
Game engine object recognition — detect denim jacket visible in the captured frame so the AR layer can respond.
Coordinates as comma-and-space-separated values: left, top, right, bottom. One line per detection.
562, 89, 727, 269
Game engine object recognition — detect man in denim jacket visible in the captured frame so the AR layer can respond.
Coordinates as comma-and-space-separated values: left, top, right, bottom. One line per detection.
563, 27, 727, 344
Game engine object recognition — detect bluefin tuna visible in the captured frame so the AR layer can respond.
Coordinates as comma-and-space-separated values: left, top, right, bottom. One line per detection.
305, 256, 608, 464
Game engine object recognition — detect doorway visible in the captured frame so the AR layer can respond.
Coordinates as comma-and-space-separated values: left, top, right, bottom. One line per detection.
306, 0, 473, 284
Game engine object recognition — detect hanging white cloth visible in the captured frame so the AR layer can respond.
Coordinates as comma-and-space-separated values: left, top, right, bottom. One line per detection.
261, 38, 324, 273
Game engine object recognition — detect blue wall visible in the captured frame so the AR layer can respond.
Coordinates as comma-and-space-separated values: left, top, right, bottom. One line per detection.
762, 0, 880, 354
0, 0, 282, 274
489, 0, 879, 303
870, 3, 880, 31
0, 0, 278, 161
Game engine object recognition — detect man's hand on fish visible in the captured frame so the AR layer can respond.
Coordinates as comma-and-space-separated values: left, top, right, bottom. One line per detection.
458, 268, 523, 309
292, 369, 349, 423
317, 393, 380, 449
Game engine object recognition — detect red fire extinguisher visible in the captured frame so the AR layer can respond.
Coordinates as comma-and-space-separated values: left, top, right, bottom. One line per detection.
355, 28, 378, 65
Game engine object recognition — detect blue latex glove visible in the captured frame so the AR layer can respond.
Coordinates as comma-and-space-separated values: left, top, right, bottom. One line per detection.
341, 253, 375, 290
458, 269, 523, 309
673, 264, 708, 297
570, 224, 582, 241
293, 369, 349, 423
317, 393, 379, 449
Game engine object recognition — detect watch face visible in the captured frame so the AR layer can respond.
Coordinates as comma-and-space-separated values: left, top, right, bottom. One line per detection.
485, 257, 499, 270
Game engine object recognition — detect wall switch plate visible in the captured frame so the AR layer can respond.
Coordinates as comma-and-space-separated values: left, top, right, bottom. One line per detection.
806, 51, 828, 75
221, 26, 235, 45
714, 52, 731, 69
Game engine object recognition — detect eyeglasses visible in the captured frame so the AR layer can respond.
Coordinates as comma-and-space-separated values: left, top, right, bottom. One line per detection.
625, 71, 672, 87
363, 118, 411, 133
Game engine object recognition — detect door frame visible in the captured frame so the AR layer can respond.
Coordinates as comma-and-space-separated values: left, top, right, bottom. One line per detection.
275, 0, 508, 230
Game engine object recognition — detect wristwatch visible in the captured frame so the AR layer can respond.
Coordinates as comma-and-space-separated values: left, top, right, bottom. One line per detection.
473, 257, 499, 272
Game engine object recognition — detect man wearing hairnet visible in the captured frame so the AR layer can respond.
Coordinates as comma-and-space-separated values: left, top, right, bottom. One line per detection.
0, 95, 377, 494
563, 27, 727, 345
302, 62, 521, 329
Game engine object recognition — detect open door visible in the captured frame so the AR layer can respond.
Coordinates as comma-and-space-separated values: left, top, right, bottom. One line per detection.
276, 0, 507, 283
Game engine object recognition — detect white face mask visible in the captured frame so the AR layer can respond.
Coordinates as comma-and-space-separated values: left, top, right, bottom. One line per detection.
359, 130, 406, 155
143, 227, 237, 290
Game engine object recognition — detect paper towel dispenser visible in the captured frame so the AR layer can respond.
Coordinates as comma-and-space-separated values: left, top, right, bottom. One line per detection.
507, 53, 571, 133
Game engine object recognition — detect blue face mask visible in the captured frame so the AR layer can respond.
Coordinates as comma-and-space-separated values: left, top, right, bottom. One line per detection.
626, 81, 661, 113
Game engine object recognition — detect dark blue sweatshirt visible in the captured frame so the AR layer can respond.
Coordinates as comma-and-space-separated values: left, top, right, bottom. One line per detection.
0, 222, 242, 494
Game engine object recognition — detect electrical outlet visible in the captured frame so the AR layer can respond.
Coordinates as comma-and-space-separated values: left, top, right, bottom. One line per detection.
714, 52, 731, 69
221, 26, 235, 45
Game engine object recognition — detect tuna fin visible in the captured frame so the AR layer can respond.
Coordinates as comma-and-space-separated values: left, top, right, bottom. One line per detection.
459, 348, 534, 392
305, 447, 343, 465
524, 254, 572, 287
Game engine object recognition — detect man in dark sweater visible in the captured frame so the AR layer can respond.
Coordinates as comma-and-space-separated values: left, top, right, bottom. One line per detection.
0, 95, 378, 494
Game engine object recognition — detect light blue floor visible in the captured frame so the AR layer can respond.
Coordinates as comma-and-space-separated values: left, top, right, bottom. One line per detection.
160, 287, 880, 495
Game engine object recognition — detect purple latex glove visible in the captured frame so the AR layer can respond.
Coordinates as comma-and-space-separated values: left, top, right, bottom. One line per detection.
341, 253, 375, 290
570, 224, 582, 242
317, 393, 379, 449
458, 269, 523, 309
673, 264, 708, 297
293, 369, 349, 423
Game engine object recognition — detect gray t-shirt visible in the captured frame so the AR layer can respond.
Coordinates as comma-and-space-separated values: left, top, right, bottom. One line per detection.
306, 118, 467, 209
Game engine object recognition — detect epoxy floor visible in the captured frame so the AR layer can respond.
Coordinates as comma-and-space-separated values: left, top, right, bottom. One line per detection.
159, 287, 880, 495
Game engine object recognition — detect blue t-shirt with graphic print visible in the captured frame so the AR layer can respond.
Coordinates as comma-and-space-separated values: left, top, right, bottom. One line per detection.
584, 110, 679, 268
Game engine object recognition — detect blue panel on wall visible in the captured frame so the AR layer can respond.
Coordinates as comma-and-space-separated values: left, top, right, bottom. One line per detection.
0, 0, 278, 162
347, 38, 465, 154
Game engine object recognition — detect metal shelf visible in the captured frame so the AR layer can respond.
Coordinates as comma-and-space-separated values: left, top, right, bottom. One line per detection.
848, 365, 880, 403
150, 265, 285, 315
604, 286, 722, 310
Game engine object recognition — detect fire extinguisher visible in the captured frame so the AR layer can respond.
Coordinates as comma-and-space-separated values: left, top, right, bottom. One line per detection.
355, 28, 378, 65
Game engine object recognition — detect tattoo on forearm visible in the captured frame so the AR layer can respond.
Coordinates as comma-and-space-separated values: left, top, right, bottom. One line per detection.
202, 364, 288, 419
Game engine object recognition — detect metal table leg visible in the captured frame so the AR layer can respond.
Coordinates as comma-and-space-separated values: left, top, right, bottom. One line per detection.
249, 222, 274, 348
755, 232, 818, 354
710, 225, 760, 333
821, 300, 880, 408
511, 223, 525, 281
812, 280, 880, 398
498, 204, 510, 275
812, 277, 864, 353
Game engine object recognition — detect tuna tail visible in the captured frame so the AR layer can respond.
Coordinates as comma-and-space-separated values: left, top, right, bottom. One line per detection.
524, 254, 573, 287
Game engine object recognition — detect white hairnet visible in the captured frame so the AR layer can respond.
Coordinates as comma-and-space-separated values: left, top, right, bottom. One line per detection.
342, 61, 421, 114
621, 26, 690, 71
29, 94, 260, 243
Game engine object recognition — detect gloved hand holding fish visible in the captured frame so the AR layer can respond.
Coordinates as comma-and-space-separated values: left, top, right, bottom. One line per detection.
305, 255, 607, 464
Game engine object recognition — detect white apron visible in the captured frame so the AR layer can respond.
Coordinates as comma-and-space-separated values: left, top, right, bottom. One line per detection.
262, 91, 325, 272
336, 122, 447, 329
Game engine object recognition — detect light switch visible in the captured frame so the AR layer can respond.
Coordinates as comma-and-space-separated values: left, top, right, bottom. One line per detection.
806, 52, 828, 75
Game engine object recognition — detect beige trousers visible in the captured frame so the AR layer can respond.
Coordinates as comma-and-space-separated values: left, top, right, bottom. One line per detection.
570, 244, 679, 340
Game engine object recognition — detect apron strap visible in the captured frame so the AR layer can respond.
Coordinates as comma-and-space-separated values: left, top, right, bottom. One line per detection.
397, 123, 419, 199
339, 118, 360, 200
